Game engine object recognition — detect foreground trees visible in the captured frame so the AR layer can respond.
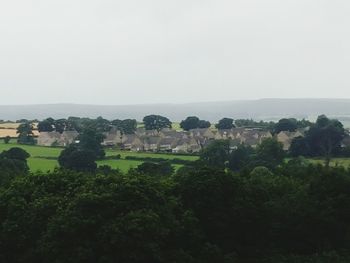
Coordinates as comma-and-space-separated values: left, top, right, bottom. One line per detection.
2, 161, 350, 262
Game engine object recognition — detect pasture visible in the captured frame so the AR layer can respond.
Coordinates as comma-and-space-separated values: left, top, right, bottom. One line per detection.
0, 140, 198, 172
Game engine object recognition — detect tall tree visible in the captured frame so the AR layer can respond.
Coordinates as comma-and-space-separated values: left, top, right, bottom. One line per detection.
198, 120, 211, 129
78, 128, 106, 159
58, 144, 97, 172
17, 122, 35, 145
255, 138, 285, 168
274, 118, 298, 134
306, 115, 346, 166
38, 118, 55, 132
180, 116, 200, 131
215, 118, 235, 130
143, 115, 172, 132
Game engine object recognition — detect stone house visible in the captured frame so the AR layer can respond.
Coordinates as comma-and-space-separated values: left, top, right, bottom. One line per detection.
276, 130, 304, 150
37, 131, 79, 147
143, 136, 161, 152
37, 132, 62, 146
173, 138, 201, 153
122, 135, 144, 151
158, 137, 179, 152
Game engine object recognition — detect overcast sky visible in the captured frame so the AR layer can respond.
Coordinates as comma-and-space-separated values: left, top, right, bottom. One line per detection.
0, 0, 349, 105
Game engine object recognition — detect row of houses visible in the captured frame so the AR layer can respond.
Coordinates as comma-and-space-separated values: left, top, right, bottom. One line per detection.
37, 127, 305, 153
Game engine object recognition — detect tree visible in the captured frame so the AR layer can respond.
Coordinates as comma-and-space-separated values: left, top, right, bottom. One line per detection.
180, 117, 211, 131
228, 144, 254, 171
180, 116, 200, 131
1, 147, 30, 161
143, 115, 172, 132
198, 120, 211, 129
306, 115, 346, 166
255, 138, 285, 168
112, 119, 137, 134
290, 136, 310, 157
58, 144, 97, 172
54, 119, 67, 133
77, 128, 105, 159
274, 118, 298, 134
3, 136, 11, 144
0, 148, 30, 186
216, 118, 235, 130
17, 122, 35, 145
38, 118, 55, 132
199, 140, 231, 169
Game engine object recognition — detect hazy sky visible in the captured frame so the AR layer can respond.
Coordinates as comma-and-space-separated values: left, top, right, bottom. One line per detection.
0, 0, 349, 105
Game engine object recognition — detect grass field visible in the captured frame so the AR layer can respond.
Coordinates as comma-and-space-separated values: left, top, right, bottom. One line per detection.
0, 140, 198, 172
307, 158, 350, 167
2, 139, 350, 173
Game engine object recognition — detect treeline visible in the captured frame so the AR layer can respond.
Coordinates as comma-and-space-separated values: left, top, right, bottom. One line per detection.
289, 115, 349, 160
34, 115, 313, 134
1, 147, 350, 262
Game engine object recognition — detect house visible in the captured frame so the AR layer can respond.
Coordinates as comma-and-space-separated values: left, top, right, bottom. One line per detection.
37, 130, 79, 147
158, 137, 178, 152
37, 132, 61, 146
143, 136, 161, 151
276, 130, 304, 150
102, 129, 124, 146
173, 138, 201, 153
122, 134, 144, 151
214, 129, 235, 140
60, 131, 79, 146
189, 128, 215, 139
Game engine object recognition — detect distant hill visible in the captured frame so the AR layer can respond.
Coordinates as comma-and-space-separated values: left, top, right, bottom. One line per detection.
2, 99, 350, 123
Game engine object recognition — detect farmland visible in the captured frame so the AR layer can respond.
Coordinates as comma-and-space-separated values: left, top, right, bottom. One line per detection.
0, 140, 198, 172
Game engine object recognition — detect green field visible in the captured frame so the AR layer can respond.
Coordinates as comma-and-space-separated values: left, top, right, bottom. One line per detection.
0, 141, 198, 172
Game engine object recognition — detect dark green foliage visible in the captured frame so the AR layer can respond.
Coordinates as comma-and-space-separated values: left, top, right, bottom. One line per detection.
290, 115, 346, 162
58, 128, 105, 172
228, 144, 254, 171
16, 122, 35, 145
180, 116, 201, 131
274, 118, 298, 134
77, 128, 106, 160
290, 136, 310, 157
3, 129, 350, 262
255, 138, 285, 168
198, 120, 211, 129
143, 115, 172, 132
136, 161, 174, 176
180, 116, 211, 131
125, 155, 193, 165
0, 148, 30, 187
37, 118, 55, 132
0, 170, 199, 263
307, 115, 345, 161
111, 119, 137, 134
1, 147, 30, 161
215, 118, 235, 130
199, 140, 231, 169
58, 144, 97, 172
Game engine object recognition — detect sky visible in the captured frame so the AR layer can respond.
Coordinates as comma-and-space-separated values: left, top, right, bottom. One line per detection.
0, 0, 349, 105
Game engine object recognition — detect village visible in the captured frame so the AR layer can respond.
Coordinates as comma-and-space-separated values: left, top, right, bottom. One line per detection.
36, 127, 305, 153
